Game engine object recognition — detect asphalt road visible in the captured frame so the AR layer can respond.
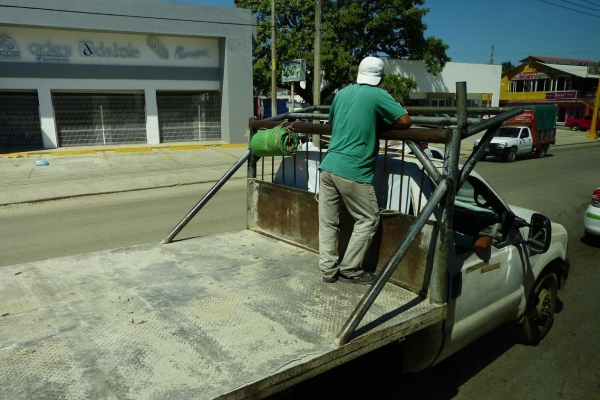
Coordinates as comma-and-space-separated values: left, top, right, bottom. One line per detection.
1, 143, 599, 399
0, 178, 248, 268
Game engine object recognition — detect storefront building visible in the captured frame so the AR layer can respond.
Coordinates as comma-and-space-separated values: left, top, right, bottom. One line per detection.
383, 60, 502, 109
0, 0, 255, 151
500, 56, 599, 123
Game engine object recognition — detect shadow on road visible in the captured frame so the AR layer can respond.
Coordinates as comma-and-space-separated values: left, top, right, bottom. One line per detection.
269, 323, 528, 400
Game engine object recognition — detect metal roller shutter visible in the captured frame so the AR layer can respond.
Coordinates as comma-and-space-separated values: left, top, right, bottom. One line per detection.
53, 93, 147, 147
0, 92, 43, 151
157, 92, 221, 142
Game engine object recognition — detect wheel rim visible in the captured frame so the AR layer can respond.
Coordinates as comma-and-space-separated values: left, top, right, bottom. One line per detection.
533, 276, 557, 331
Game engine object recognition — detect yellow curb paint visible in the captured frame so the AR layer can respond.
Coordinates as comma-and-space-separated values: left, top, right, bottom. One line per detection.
113, 148, 153, 153
50, 150, 97, 156
220, 143, 247, 148
157, 148, 174, 159
170, 145, 206, 151
210, 147, 236, 157
7, 153, 29, 158
102, 151, 110, 161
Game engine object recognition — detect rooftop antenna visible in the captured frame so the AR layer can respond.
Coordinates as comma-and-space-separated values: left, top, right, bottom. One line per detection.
490, 45, 494, 65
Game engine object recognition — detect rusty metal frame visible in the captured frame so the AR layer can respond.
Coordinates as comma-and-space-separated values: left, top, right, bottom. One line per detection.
164, 82, 524, 346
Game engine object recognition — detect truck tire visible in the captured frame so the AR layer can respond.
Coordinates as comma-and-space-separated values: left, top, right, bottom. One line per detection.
521, 272, 558, 344
505, 147, 517, 162
570, 124, 580, 131
480, 154, 487, 161
535, 145, 547, 159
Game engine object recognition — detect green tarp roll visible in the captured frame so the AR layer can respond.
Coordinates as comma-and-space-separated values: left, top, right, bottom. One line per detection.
250, 125, 299, 157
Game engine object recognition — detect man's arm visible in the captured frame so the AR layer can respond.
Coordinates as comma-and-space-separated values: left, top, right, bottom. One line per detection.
380, 114, 412, 140
391, 114, 412, 130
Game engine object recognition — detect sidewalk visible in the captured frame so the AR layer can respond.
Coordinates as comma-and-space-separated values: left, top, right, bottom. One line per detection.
0, 128, 597, 206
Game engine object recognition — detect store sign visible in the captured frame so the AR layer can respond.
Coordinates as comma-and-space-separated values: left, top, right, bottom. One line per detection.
174, 46, 209, 60
281, 59, 306, 83
29, 41, 71, 63
0, 33, 21, 60
546, 91, 580, 100
512, 71, 549, 80
147, 37, 168, 59
79, 42, 140, 58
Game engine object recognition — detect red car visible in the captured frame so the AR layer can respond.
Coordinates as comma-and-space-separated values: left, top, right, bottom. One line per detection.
565, 115, 600, 131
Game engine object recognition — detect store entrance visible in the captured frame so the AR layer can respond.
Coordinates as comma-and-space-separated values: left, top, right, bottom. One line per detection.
53, 93, 147, 147
157, 91, 221, 142
0, 91, 43, 152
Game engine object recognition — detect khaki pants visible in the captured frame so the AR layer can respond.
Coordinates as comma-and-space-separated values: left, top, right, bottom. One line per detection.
318, 170, 380, 279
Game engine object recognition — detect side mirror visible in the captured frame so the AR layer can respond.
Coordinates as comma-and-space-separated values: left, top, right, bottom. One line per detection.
527, 213, 552, 254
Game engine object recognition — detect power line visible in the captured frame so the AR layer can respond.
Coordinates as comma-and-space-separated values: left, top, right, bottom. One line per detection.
538, 0, 600, 17
556, 0, 600, 12
0, 4, 259, 27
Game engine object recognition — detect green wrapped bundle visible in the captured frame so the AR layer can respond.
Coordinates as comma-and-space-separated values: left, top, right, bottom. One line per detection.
250, 124, 299, 157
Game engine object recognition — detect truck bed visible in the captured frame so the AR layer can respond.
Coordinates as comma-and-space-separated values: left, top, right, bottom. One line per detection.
0, 230, 445, 399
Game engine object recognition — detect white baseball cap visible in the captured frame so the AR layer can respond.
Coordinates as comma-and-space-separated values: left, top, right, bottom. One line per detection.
357, 57, 384, 86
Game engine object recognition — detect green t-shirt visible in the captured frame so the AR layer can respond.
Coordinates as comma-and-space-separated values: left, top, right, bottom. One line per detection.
320, 84, 408, 183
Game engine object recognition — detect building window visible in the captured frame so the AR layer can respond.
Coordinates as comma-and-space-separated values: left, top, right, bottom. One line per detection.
431, 99, 447, 107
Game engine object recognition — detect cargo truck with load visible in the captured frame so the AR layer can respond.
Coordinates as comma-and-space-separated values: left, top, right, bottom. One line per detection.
473, 105, 557, 162
0, 84, 570, 399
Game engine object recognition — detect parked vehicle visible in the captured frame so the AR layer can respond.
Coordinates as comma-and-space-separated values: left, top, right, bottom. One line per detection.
584, 187, 600, 240
565, 115, 600, 131
0, 96, 570, 399
473, 105, 557, 162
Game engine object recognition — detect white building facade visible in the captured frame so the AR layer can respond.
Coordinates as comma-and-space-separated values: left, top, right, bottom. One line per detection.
0, 0, 255, 150
383, 60, 501, 108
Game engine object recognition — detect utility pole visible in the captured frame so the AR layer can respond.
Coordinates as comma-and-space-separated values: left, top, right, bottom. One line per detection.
586, 76, 599, 139
271, 0, 277, 118
313, 0, 321, 108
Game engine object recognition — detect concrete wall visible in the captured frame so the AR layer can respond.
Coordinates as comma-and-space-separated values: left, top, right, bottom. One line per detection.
0, 0, 256, 147
383, 60, 502, 106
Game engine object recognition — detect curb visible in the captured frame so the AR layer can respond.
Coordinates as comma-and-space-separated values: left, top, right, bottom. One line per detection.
1, 143, 248, 159
0, 175, 248, 208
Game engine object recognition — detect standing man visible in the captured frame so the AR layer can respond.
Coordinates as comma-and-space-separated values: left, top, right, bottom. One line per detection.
319, 56, 412, 285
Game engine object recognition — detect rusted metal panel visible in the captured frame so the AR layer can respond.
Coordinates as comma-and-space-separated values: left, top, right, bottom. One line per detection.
249, 180, 434, 294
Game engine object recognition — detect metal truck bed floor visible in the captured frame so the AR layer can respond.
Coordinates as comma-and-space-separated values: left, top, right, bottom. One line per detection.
0, 230, 445, 399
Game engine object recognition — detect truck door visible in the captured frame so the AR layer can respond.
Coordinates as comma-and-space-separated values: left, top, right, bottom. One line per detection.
518, 128, 533, 154
439, 176, 526, 360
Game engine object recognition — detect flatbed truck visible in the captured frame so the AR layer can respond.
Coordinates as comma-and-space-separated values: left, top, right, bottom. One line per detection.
0, 84, 569, 399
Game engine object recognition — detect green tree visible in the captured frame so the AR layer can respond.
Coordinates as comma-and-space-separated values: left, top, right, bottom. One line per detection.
235, 0, 450, 105
380, 73, 417, 104
502, 61, 515, 72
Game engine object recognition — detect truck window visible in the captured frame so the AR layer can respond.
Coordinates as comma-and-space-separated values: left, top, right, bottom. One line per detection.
495, 127, 520, 138
519, 130, 529, 139
453, 178, 501, 240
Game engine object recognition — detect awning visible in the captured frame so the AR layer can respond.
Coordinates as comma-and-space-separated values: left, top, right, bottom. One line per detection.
540, 63, 597, 78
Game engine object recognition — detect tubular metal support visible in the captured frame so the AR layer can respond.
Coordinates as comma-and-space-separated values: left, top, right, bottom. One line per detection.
404, 141, 442, 185
428, 83, 467, 305
337, 178, 451, 346
465, 107, 525, 137
161, 150, 251, 244
459, 125, 502, 189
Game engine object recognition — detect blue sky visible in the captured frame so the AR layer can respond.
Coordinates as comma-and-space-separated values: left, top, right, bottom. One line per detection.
170, 0, 600, 66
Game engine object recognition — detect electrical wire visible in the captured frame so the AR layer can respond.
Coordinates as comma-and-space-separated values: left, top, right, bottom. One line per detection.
555, 0, 600, 12
538, 0, 600, 17
0, 4, 259, 27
